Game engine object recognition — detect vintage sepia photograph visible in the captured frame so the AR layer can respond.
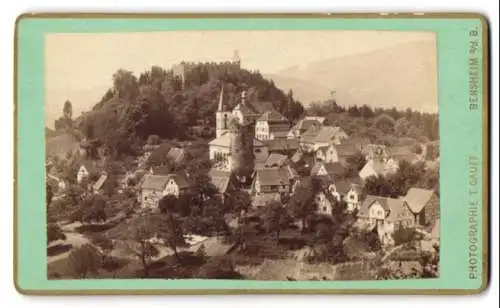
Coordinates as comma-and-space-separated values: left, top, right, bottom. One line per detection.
45, 30, 440, 281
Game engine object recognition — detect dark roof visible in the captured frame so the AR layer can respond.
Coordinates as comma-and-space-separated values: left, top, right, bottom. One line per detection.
168, 173, 190, 189
248, 101, 277, 114
140, 173, 189, 191
257, 110, 288, 123
334, 178, 362, 195
263, 139, 300, 152
140, 175, 170, 190
256, 168, 290, 186
208, 169, 232, 194
323, 162, 347, 176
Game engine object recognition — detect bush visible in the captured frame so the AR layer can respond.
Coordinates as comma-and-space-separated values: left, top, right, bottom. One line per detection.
393, 226, 417, 246
196, 256, 243, 279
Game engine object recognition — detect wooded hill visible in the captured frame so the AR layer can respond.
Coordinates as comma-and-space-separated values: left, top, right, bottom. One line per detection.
63, 62, 305, 158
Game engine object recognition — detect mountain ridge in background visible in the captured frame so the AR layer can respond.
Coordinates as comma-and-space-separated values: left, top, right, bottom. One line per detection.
264, 40, 438, 113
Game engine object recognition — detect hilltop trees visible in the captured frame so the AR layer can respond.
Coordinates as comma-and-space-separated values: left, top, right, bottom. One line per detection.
77, 63, 305, 159
54, 100, 74, 131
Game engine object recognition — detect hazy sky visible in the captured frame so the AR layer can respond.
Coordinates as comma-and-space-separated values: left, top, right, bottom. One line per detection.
45, 30, 435, 123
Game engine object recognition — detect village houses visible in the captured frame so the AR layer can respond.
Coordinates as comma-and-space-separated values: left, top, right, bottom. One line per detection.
300, 125, 348, 152
315, 142, 360, 165
255, 110, 290, 141
403, 187, 439, 228
311, 161, 348, 181
358, 157, 399, 181
358, 195, 415, 246
139, 173, 189, 208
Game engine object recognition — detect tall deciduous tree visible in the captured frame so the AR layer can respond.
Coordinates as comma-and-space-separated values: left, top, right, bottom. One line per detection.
262, 201, 288, 245
68, 244, 101, 278
289, 177, 321, 233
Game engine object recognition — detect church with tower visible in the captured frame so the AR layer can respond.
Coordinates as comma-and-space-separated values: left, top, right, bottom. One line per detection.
209, 85, 290, 182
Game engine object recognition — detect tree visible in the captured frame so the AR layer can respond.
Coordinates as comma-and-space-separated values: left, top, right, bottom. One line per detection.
112, 69, 139, 100
289, 177, 321, 233
63, 100, 73, 119
91, 234, 114, 264
47, 223, 66, 244
67, 244, 101, 278
158, 195, 181, 215
162, 213, 186, 261
197, 256, 241, 279
345, 152, 366, 177
46, 183, 54, 206
106, 214, 161, 277
262, 201, 287, 245
373, 114, 396, 134
62, 100, 73, 128
147, 134, 161, 145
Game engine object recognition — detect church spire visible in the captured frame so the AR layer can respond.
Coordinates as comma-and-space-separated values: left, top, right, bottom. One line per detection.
218, 86, 225, 111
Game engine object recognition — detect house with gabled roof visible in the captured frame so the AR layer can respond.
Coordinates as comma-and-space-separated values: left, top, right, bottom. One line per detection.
264, 153, 290, 168
340, 136, 371, 152
253, 167, 291, 195
359, 158, 399, 181
255, 110, 290, 141
287, 118, 322, 139
77, 160, 100, 184
299, 124, 323, 151
329, 178, 364, 212
404, 188, 439, 228
358, 195, 415, 246
208, 168, 235, 204
388, 145, 421, 164
300, 126, 348, 152
362, 144, 390, 161
263, 138, 300, 156
314, 190, 338, 216
315, 143, 361, 165
311, 161, 347, 181
311, 126, 348, 148
140, 173, 190, 208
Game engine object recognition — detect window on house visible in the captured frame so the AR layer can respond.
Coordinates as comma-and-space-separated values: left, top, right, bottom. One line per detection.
322, 206, 327, 212
349, 195, 355, 200
255, 149, 262, 153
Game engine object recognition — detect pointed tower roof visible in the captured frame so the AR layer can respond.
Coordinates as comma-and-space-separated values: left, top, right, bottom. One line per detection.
217, 86, 229, 112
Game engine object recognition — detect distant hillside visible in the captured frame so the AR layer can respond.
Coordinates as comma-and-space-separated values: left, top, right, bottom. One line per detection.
266, 41, 438, 113
46, 131, 79, 160
263, 74, 331, 104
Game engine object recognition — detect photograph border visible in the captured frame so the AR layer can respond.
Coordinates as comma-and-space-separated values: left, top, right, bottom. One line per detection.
13, 12, 490, 295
